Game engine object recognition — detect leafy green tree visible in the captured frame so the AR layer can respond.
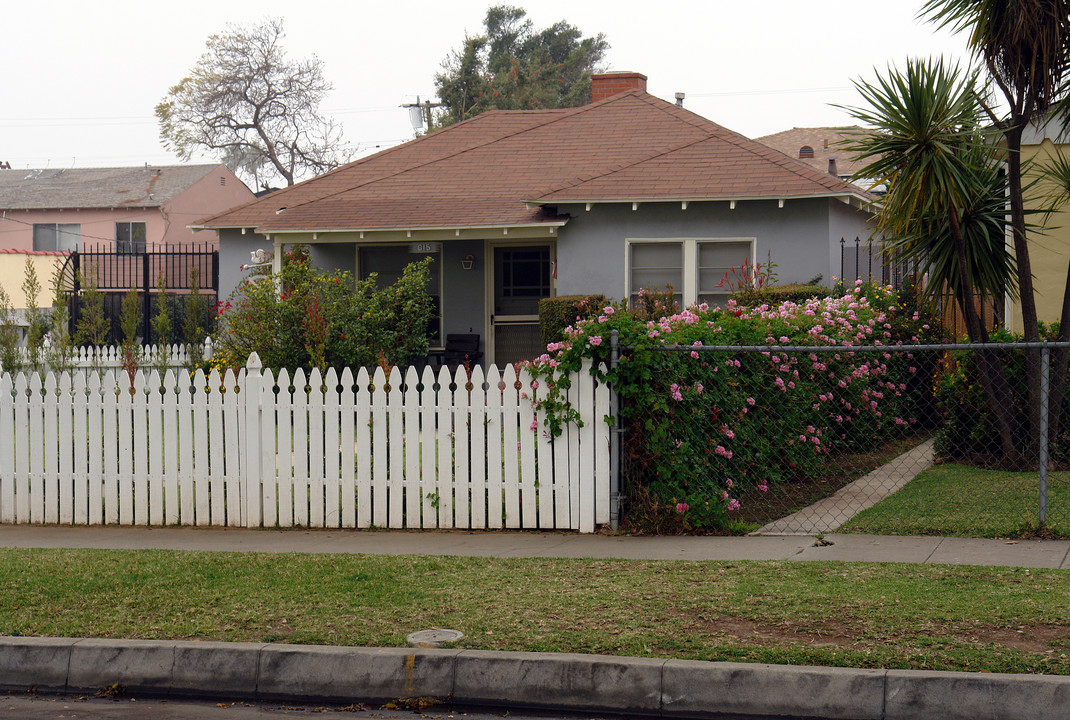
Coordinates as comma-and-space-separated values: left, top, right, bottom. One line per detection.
151, 272, 172, 348
45, 263, 76, 374
119, 287, 142, 382
20, 259, 47, 373
843, 58, 1023, 463
75, 268, 110, 349
433, 5, 609, 127
921, 0, 1070, 453
182, 266, 210, 368
0, 284, 22, 374
156, 18, 350, 188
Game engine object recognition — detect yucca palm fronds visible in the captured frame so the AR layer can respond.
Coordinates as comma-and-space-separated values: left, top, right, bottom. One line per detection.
841, 58, 1016, 311
842, 59, 990, 233
921, 0, 1070, 116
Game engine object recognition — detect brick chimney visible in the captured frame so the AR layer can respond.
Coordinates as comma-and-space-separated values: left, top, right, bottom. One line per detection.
591, 72, 648, 103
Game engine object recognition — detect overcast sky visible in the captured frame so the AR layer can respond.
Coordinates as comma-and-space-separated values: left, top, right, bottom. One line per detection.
3, 0, 972, 176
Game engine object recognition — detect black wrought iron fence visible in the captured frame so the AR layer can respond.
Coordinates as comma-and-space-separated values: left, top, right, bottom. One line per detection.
59, 244, 218, 345
615, 340, 1070, 537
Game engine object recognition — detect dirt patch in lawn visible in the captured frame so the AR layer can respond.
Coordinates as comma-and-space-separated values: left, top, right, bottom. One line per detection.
683, 613, 1069, 656
688, 615, 860, 649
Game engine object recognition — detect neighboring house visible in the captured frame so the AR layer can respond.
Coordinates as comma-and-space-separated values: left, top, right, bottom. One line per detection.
0, 164, 253, 343
0, 164, 253, 254
756, 126, 881, 191
1005, 117, 1070, 333
198, 72, 877, 366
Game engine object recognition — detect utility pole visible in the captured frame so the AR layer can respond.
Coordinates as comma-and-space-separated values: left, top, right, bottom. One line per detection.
401, 96, 445, 132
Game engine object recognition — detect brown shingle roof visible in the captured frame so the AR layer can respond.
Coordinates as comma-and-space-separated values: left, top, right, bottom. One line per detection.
0, 165, 223, 210
755, 126, 872, 179
199, 92, 871, 233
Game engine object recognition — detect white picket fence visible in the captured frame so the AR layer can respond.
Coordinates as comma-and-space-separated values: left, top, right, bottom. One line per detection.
1, 341, 211, 375
0, 355, 611, 532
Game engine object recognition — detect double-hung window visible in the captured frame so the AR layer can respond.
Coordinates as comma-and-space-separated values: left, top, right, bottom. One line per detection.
627, 238, 755, 309
32, 223, 81, 252
115, 222, 147, 254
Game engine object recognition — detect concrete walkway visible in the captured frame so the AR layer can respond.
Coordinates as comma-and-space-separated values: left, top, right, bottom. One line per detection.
755, 438, 936, 535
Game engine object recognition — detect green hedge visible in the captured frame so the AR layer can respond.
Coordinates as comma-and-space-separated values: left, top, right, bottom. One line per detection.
732, 283, 831, 307
935, 326, 1070, 465
539, 294, 607, 350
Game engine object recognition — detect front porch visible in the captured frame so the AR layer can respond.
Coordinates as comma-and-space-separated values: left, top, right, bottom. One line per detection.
255, 224, 562, 367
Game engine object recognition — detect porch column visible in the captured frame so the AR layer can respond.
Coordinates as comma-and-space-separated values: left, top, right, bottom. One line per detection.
271, 236, 284, 296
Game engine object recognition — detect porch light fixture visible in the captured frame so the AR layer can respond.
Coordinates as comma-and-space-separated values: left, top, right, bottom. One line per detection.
461, 254, 476, 271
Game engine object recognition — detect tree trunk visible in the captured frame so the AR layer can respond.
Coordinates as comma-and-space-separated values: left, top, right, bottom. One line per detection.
948, 207, 1023, 466
1005, 124, 1042, 463
1049, 256, 1070, 450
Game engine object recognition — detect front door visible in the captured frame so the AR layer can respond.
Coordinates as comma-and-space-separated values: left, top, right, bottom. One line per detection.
492, 244, 553, 366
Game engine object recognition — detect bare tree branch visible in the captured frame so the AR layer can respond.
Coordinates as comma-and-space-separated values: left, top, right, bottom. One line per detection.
155, 17, 352, 188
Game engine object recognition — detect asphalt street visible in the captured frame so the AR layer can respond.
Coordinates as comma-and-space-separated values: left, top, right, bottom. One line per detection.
0, 694, 598, 720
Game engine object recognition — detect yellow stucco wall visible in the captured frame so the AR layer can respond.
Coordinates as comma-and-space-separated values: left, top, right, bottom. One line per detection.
1006, 139, 1070, 333
0, 252, 66, 310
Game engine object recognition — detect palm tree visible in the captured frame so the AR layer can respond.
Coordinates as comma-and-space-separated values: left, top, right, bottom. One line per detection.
843, 58, 1023, 462
921, 0, 1070, 455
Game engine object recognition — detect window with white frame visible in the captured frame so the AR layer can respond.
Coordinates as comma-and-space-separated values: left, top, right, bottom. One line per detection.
32, 223, 81, 252
627, 238, 755, 309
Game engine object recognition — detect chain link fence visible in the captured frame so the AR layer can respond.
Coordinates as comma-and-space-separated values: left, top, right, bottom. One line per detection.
616, 341, 1070, 537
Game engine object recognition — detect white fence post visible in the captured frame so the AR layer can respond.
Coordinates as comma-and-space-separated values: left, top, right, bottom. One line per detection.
243, 353, 263, 528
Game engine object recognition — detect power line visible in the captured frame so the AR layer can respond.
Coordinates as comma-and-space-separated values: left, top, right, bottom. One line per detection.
688, 86, 853, 98
0, 105, 406, 128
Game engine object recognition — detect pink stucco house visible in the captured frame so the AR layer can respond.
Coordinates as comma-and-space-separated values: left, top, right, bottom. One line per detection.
0, 164, 253, 254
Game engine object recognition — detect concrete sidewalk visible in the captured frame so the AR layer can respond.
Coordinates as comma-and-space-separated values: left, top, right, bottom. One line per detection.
1, 524, 1069, 568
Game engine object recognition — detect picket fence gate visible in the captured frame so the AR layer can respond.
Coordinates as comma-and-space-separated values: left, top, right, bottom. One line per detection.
0, 354, 612, 532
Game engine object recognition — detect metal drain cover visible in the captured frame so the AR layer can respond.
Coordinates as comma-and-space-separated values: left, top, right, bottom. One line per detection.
406, 628, 464, 647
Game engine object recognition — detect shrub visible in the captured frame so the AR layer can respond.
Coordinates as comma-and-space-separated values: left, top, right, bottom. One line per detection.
539, 294, 606, 349
182, 267, 210, 351
75, 267, 110, 349
934, 324, 1070, 465
733, 283, 830, 307
20, 259, 46, 372
527, 281, 932, 532
0, 285, 21, 374
214, 249, 435, 372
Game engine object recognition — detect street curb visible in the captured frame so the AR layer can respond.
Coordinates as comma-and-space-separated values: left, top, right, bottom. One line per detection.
1, 636, 1068, 720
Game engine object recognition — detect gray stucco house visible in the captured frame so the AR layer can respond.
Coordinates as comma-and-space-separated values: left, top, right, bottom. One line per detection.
196, 72, 876, 366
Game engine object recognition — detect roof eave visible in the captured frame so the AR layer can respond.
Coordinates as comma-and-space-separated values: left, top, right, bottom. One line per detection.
526, 191, 876, 209
201, 219, 570, 238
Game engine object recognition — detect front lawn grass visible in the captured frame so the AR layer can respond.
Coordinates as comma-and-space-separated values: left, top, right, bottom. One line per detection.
841, 464, 1070, 538
2, 548, 1069, 675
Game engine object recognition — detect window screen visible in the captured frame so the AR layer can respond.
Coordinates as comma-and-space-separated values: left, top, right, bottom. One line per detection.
697, 240, 752, 308
115, 222, 146, 254
32, 223, 81, 252
629, 242, 683, 307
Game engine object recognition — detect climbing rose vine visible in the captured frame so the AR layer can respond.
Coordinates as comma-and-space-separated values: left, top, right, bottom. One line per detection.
526, 281, 933, 532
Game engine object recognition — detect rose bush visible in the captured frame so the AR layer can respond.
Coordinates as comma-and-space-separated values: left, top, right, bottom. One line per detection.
527, 280, 938, 531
